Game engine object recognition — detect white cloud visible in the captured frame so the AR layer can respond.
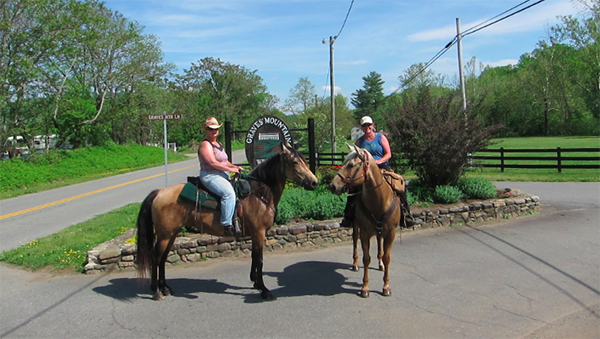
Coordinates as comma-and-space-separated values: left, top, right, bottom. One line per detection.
408, 1, 578, 42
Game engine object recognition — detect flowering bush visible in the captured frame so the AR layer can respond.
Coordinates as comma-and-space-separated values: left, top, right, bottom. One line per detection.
316, 165, 342, 185
496, 189, 513, 199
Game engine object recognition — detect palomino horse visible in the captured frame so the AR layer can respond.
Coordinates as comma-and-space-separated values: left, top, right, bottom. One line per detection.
135, 143, 318, 300
329, 145, 402, 297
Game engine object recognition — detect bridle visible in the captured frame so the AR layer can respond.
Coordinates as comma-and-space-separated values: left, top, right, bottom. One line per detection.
336, 151, 370, 185
337, 151, 383, 195
283, 152, 311, 187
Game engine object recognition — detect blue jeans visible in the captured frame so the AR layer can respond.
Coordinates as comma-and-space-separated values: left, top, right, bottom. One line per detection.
199, 171, 235, 226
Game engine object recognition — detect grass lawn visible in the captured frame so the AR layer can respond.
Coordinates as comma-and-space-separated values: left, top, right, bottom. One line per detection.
469, 136, 600, 182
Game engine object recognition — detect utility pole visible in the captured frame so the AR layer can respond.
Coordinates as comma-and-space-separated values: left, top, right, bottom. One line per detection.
324, 36, 337, 154
456, 18, 468, 116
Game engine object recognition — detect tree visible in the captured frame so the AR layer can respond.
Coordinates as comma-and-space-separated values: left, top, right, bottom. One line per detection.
176, 57, 274, 141
398, 63, 448, 90
0, 0, 172, 147
284, 77, 316, 115
383, 88, 501, 187
351, 71, 385, 124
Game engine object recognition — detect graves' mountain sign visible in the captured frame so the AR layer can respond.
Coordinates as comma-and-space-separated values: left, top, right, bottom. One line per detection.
245, 115, 293, 168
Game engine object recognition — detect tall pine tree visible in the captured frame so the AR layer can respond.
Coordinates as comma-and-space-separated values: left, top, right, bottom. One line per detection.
351, 71, 385, 127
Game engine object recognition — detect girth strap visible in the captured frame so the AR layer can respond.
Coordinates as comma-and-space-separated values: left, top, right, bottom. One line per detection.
357, 194, 400, 237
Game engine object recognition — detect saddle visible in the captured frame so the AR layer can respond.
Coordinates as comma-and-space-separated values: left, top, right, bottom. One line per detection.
380, 169, 406, 196
180, 176, 253, 210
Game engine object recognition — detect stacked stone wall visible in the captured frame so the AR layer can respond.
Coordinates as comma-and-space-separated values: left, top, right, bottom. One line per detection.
84, 194, 539, 274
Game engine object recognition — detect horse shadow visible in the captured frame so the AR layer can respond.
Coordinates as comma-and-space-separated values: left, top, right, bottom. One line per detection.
93, 261, 361, 303
93, 277, 246, 301
263, 260, 360, 300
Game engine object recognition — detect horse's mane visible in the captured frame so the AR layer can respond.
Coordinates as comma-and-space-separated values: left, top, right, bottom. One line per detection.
248, 152, 283, 186
248, 145, 306, 184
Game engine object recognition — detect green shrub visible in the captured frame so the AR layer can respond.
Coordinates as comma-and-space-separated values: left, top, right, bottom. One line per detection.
406, 179, 434, 204
457, 177, 497, 200
433, 185, 463, 204
275, 200, 296, 224
275, 185, 345, 224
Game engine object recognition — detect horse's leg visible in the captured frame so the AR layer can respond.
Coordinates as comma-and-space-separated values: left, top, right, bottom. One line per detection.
381, 229, 395, 297
377, 233, 385, 271
151, 236, 175, 300
351, 224, 359, 271
150, 251, 159, 298
251, 230, 274, 300
359, 231, 372, 298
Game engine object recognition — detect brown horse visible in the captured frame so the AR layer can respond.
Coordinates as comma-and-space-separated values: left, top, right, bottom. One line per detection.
329, 145, 402, 298
135, 142, 318, 300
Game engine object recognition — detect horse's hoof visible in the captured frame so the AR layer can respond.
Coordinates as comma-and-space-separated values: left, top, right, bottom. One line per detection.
351, 265, 359, 272
261, 290, 275, 300
151, 292, 164, 301
359, 290, 370, 298
379, 265, 385, 271
382, 288, 392, 296
162, 288, 172, 296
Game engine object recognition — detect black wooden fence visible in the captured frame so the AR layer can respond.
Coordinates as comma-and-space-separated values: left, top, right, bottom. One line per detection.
225, 119, 599, 174
315, 147, 600, 173
470, 147, 600, 172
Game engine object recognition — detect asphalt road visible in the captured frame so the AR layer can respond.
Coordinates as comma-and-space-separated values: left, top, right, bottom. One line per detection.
0, 150, 246, 253
0, 164, 598, 338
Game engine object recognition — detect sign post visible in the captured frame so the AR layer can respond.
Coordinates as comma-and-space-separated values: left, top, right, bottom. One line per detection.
148, 112, 182, 186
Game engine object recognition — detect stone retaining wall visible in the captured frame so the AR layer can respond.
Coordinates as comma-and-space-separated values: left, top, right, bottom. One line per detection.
84, 193, 540, 274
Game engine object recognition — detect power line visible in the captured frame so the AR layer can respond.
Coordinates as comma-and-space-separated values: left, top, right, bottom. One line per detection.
462, 0, 533, 36
322, 0, 355, 98
463, 0, 547, 37
390, 42, 456, 95
336, 0, 355, 39
391, 0, 547, 95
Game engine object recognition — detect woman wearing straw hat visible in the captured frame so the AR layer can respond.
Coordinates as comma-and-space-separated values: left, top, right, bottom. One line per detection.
198, 117, 244, 236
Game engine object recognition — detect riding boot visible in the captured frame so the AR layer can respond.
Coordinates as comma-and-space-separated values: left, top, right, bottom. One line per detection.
399, 190, 417, 227
340, 194, 357, 228
223, 225, 235, 236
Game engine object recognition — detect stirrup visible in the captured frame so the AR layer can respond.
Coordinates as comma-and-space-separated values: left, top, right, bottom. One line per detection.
233, 217, 242, 236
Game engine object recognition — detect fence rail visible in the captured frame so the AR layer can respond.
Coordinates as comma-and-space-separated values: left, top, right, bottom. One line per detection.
315, 152, 347, 166
315, 147, 600, 173
471, 147, 600, 172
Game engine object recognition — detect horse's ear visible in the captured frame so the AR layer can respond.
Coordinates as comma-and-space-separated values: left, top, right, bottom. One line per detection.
346, 142, 354, 152
355, 146, 366, 160
281, 141, 292, 154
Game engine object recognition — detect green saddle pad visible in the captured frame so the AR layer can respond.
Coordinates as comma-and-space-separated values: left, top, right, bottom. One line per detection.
179, 182, 219, 210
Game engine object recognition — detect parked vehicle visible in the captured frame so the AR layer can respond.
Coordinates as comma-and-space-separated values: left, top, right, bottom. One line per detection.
33, 134, 58, 151
2, 136, 30, 159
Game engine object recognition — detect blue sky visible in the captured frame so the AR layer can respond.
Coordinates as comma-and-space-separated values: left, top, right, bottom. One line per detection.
101, 0, 582, 109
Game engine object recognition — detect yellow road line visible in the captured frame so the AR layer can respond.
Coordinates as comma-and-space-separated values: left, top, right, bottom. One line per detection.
0, 165, 198, 220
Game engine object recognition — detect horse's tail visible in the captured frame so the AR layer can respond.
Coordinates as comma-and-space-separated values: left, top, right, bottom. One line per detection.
135, 189, 159, 277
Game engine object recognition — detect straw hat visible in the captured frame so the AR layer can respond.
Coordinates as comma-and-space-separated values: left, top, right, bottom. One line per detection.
203, 117, 222, 130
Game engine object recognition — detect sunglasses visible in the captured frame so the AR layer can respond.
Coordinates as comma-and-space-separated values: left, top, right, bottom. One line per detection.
361, 124, 373, 128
